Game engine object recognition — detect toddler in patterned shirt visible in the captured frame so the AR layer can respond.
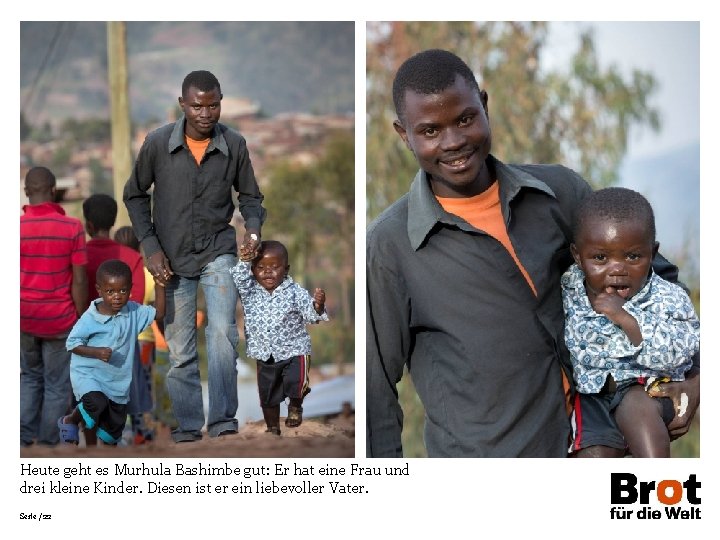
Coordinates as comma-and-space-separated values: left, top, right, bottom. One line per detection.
230, 240, 328, 435
561, 187, 699, 457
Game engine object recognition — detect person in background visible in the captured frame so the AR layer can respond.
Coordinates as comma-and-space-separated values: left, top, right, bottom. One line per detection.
113, 225, 158, 444
83, 194, 145, 306
21, 166, 87, 447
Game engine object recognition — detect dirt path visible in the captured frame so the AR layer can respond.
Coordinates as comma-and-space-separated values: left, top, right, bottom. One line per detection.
20, 416, 355, 459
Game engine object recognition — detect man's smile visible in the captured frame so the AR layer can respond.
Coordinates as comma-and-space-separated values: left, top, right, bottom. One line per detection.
441, 151, 473, 166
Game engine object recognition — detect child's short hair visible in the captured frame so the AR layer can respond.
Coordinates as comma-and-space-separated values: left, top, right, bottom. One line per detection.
24, 166, 56, 193
83, 194, 117, 231
258, 240, 289, 262
574, 187, 656, 244
113, 226, 140, 252
96, 259, 132, 284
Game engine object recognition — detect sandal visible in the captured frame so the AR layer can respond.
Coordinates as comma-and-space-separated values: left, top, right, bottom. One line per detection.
285, 405, 303, 428
57, 417, 79, 444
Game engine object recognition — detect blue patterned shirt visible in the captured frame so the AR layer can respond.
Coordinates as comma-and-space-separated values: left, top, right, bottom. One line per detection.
230, 260, 328, 362
561, 263, 699, 393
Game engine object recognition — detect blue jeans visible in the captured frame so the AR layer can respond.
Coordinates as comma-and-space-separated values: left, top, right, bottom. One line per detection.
164, 254, 240, 441
20, 332, 72, 446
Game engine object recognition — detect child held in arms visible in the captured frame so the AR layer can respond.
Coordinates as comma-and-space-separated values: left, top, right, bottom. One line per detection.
562, 187, 699, 457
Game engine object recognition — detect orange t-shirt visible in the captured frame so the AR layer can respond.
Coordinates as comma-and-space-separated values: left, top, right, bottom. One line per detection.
436, 181, 537, 296
185, 136, 211, 165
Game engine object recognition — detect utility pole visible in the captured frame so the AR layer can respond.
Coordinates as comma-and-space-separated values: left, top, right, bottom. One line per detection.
107, 21, 132, 227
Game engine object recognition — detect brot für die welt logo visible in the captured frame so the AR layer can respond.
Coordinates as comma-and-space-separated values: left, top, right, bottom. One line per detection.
610, 473, 701, 520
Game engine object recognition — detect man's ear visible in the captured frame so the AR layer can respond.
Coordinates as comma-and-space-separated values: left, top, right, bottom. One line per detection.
178, 96, 184, 108
393, 119, 411, 151
570, 243, 581, 266
480, 89, 489, 121
653, 241, 660, 258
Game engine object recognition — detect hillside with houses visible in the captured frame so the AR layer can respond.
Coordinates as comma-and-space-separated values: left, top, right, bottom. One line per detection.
20, 21, 354, 206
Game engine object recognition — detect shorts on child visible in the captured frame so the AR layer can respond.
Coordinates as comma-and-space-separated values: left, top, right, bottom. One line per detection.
570, 378, 675, 453
255, 354, 311, 407
77, 391, 127, 444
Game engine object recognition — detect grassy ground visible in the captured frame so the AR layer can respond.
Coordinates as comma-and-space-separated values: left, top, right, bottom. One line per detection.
398, 374, 700, 458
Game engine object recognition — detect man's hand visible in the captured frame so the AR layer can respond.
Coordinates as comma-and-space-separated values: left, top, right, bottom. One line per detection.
146, 250, 173, 286
239, 241, 258, 262
243, 229, 261, 250
647, 367, 700, 440
240, 230, 261, 261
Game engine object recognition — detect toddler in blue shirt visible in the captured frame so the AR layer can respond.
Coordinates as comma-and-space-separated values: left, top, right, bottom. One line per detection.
58, 259, 165, 445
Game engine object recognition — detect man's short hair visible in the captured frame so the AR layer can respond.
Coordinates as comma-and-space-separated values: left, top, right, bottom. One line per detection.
96, 259, 132, 284
83, 194, 117, 231
24, 166, 56, 193
574, 187, 656, 244
393, 49, 481, 121
182, 70, 221, 97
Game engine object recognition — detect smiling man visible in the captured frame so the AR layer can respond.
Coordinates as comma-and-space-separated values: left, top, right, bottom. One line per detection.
366, 49, 699, 458
124, 70, 266, 442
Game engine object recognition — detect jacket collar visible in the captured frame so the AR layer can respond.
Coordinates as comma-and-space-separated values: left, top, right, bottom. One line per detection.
406, 154, 557, 251
168, 115, 229, 156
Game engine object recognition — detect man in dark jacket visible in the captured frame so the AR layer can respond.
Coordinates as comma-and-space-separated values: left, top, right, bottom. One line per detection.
124, 70, 266, 442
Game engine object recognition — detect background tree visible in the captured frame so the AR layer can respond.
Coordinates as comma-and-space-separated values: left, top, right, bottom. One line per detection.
20, 113, 32, 141
50, 140, 72, 170
60, 117, 111, 144
89, 157, 112, 195
366, 21, 661, 220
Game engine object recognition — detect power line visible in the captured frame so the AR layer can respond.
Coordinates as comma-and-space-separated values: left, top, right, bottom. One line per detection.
21, 22, 75, 120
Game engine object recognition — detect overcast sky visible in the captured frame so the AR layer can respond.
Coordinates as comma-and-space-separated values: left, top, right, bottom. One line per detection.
544, 21, 699, 161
